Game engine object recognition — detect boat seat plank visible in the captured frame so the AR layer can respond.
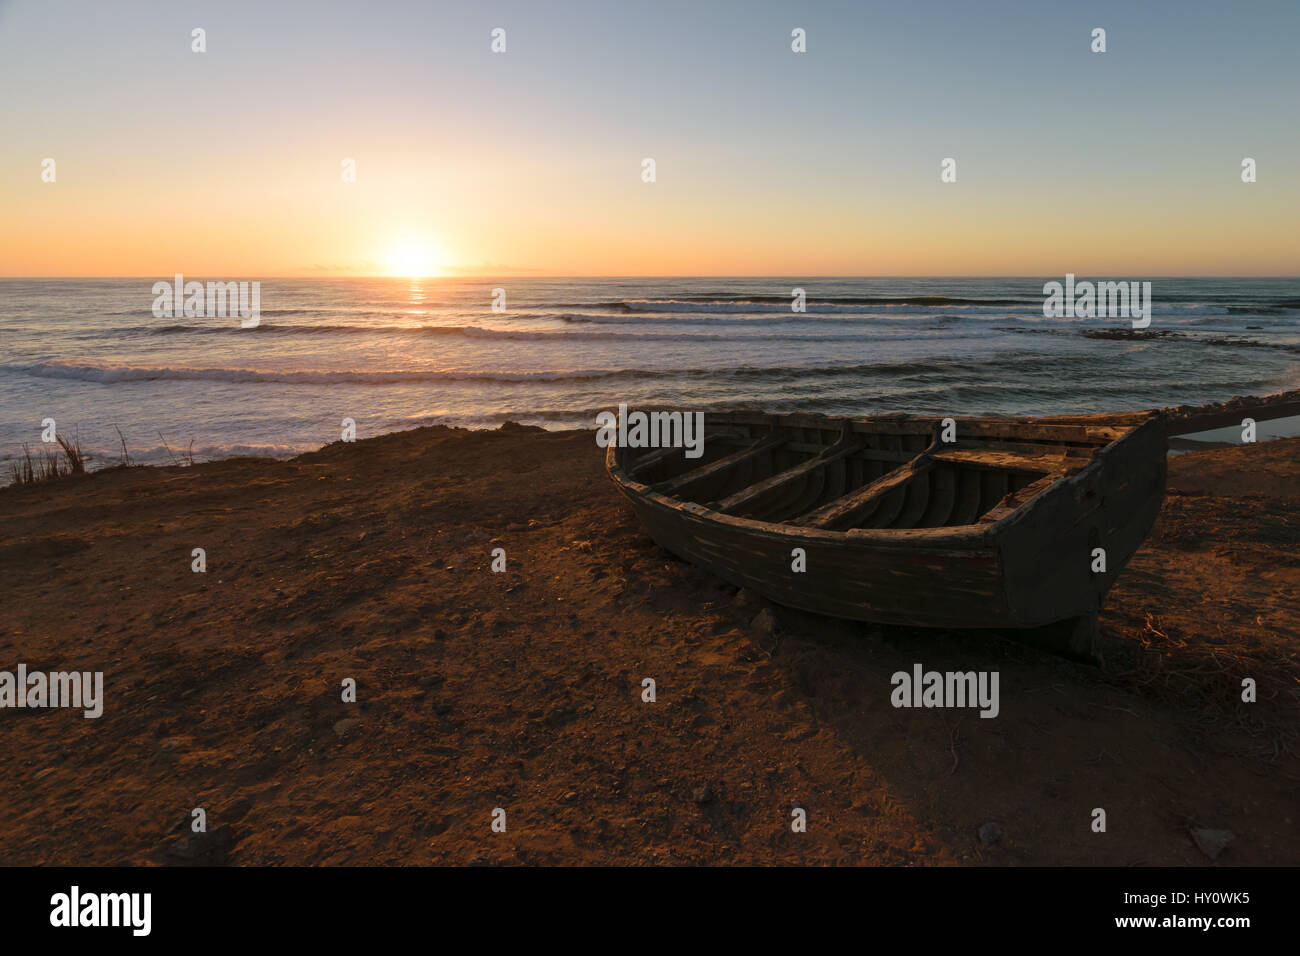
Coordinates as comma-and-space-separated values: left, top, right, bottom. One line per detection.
627, 445, 685, 478
651, 434, 787, 497
712, 433, 863, 515
794, 451, 937, 530
628, 428, 757, 478
930, 447, 1079, 472
749, 462, 831, 523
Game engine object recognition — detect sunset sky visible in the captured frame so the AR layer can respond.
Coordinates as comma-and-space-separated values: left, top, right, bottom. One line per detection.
2, 0, 1297, 277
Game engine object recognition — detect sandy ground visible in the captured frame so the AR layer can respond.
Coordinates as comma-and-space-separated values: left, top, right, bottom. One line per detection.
1, 424, 1296, 865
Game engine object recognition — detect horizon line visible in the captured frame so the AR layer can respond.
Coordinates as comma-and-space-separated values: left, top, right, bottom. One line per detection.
3, 273, 1300, 281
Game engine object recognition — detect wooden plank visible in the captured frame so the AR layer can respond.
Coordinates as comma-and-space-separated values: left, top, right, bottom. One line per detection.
895, 468, 932, 529
930, 448, 1073, 471
950, 467, 985, 525
795, 453, 936, 530
714, 433, 862, 515
626, 428, 754, 478
650, 434, 787, 497
705, 411, 1125, 444
946, 438, 1094, 458
626, 445, 684, 478
764, 463, 831, 522
976, 473, 1059, 526
919, 464, 958, 527
993, 414, 1166, 626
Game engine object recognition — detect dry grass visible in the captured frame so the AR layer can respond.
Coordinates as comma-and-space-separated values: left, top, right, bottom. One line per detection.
113, 425, 131, 467
6, 427, 202, 488
158, 432, 197, 467
1106, 612, 1300, 760
55, 434, 86, 474
7, 434, 86, 487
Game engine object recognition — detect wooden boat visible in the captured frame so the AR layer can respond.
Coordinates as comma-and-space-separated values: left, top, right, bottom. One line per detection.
606, 410, 1168, 661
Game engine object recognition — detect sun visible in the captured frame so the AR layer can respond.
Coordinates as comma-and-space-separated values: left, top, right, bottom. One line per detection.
384, 241, 442, 278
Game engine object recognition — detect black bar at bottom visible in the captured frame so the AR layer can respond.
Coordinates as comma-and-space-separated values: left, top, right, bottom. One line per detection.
0, 866, 1282, 943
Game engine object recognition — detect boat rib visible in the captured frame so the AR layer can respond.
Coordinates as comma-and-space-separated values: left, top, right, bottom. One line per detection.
712, 427, 862, 516
794, 442, 937, 530
650, 434, 786, 497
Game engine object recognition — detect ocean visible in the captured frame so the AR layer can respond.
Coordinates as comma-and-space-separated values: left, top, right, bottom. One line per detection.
2, 276, 1298, 472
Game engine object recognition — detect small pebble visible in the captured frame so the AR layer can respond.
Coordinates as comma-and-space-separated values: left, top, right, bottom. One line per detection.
1191, 827, 1234, 861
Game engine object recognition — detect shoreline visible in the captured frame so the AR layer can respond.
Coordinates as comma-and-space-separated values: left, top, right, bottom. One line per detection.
9, 386, 1300, 483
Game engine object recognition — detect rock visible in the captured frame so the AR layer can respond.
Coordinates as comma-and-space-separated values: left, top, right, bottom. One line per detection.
692, 785, 714, 806
1191, 827, 1234, 861
750, 608, 777, 637
978, 822, 1003, 846
333, 718, 362, 737
732, 588, 765, 612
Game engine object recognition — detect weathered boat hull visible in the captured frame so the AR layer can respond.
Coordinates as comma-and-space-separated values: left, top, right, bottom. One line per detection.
607, 411, 1167, 659
614, 492, 1011, 627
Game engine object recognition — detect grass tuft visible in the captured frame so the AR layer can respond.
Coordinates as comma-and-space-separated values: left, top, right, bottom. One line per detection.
7, 433, 87, 487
